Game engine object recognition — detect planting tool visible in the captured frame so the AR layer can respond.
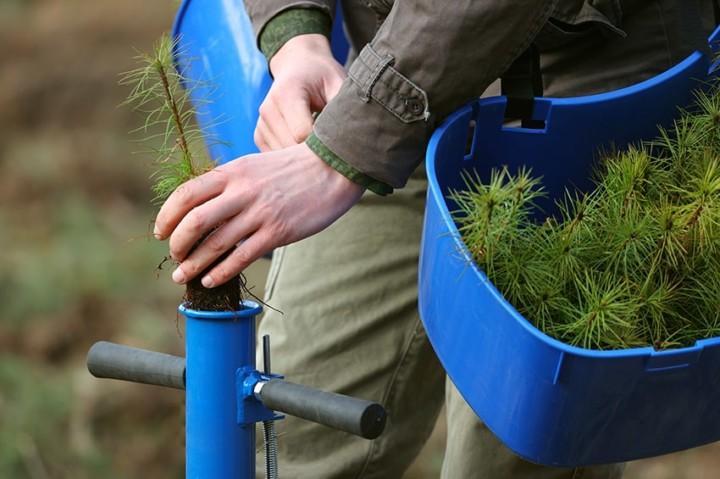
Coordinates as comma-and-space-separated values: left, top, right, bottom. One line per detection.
88, 4, 377, 477
87, 301, 386, 478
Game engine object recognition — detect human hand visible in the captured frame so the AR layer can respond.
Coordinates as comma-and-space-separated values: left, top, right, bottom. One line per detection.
254, 34, 346, 151
153, 143, 364, 287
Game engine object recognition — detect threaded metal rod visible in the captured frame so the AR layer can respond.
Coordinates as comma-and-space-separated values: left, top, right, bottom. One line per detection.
263, 420, 278, 479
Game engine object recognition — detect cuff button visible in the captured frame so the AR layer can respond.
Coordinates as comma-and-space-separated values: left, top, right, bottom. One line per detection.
406, 98, 424, 115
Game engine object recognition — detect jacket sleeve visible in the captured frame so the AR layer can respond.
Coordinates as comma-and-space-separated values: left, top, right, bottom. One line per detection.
244, 0, 335, 51
310, 0, 557, 193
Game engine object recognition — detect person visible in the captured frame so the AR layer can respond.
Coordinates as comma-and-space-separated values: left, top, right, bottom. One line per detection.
153, 1, 715, 477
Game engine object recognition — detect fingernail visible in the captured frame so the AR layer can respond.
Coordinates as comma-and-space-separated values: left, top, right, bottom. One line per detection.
201, 275, 214, 288
172, 267, 187, 284
153, 225, 162, 239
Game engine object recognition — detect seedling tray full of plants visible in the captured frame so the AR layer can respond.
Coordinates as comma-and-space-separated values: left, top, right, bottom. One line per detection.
418, 28, 720, 467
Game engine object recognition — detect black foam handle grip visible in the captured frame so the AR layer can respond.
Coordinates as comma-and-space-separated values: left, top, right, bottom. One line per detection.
87, 341, 186, 390
259, 379, 386, 439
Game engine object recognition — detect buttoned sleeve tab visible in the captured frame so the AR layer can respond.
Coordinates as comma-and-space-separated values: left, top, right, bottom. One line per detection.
348, 45, 430, 123
313, 0, 557, 191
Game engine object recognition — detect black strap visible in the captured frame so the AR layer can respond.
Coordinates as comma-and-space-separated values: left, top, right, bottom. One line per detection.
715, 0, 720, 26
501, 44, 543, 123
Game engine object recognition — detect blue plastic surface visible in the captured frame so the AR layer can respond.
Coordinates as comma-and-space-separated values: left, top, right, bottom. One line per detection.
420, 29, 720, 466
172, 0, 348, 165
181, 301, 262, 479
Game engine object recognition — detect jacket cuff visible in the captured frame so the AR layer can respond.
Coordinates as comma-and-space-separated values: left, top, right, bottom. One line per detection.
306, 133, 393, 196
259, 8, 332, 62
245, 1, 334, 50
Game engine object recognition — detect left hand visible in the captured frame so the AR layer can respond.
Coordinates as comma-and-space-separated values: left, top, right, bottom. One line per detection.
254, 34, 346, 151
153, 143, 364, 287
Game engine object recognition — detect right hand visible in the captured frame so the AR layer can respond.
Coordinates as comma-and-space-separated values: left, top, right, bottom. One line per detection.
254, 34, 346, 151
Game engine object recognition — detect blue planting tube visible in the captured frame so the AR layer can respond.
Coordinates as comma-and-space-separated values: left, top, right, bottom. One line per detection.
180, 300, 263, 479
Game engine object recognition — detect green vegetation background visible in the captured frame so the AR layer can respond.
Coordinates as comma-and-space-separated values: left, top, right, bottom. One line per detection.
0, 1, 718, 477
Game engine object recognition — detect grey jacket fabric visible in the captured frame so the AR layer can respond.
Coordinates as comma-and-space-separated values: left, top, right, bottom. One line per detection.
245, 0, 710, 191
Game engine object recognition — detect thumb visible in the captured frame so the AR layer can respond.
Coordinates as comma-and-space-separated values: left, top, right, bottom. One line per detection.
321, 67, 347, 105
281, 95, 315, 144
325, 75, 344, 100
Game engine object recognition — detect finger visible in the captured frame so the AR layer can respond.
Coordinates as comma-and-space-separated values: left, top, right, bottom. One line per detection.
254, 118, 282, 152
171, 213, 260, 284
322, 73, 345, 102
261, 98, 298, 148
201, 228, 275, 288
168, 192, 246, 262
155, 170, 227, 240
278, 97, 314, 144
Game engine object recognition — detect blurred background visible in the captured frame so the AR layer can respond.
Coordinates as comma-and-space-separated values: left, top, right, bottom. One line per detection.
1, 0, 719, 477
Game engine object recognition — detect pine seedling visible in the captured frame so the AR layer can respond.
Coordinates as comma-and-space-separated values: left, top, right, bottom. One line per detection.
636, 273, 681, 348
120, 34, 213, 203
552, 272, 638, 350
451, 78, 720, 350
450, 167, 544, 275
550, 192, 599, 280
121, 34, 244, 312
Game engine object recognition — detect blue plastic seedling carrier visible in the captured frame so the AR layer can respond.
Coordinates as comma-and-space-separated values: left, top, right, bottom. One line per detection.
420, 29, 720, 466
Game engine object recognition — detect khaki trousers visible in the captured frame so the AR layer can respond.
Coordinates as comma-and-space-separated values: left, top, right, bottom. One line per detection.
256, 2, 713, 477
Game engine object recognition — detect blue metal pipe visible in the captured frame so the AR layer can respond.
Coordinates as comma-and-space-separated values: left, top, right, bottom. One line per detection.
180, 301, 263, 479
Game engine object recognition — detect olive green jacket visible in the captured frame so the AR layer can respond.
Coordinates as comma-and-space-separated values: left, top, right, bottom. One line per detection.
244, 0, 705, 194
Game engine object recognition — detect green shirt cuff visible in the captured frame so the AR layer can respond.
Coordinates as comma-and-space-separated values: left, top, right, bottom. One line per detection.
306, 133, 393, 196
259, 8, 333, 62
